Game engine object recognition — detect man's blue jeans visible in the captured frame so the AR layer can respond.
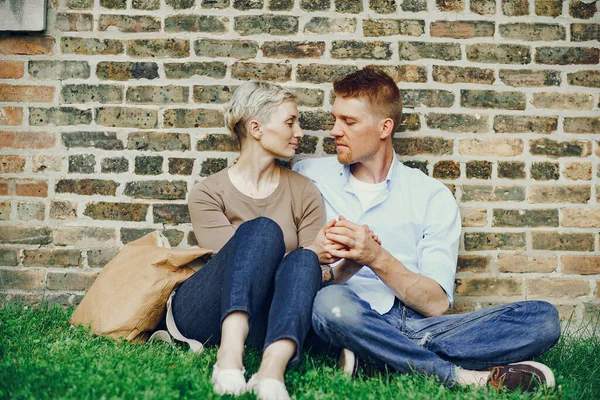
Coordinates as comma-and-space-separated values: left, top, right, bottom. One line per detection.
312, 285, 561, 386
172, 217, 321, 363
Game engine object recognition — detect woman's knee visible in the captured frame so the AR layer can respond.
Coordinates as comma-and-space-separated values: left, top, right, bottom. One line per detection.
237, 217, 284, 247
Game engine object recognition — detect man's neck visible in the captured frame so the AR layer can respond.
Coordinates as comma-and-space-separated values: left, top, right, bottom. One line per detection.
350, 147, 395, 184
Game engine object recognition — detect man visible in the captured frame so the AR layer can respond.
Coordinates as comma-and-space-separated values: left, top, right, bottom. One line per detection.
293, 66, 561, 391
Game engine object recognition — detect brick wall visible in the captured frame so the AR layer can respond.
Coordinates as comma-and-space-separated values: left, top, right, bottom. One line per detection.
0, 0, 598, 322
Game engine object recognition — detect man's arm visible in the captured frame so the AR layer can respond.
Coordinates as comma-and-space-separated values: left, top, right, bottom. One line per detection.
321, 259, 363, 286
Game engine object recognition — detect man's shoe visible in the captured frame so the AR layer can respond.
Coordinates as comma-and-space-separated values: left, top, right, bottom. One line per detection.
338, 348, 358, 376
487, 361, 555, 392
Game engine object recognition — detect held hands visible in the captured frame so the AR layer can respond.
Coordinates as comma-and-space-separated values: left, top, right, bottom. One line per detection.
306, 219, 345, 264
325, 216, 382, 266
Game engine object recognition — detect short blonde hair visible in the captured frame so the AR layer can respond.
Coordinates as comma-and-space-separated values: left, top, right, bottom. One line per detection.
225, 82, 296, 144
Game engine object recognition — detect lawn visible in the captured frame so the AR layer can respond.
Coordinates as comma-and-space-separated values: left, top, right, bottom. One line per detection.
0, 303, 598, 400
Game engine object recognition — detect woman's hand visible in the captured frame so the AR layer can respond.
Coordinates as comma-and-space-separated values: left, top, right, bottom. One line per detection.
305, 219, 344, 264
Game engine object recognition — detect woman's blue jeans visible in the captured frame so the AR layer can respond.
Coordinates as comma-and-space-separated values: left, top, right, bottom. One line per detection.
172, 217, 321, 364
312, 285, 561, 387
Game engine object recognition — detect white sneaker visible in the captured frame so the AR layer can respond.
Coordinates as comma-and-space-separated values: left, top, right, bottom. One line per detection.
247, 374, 291, 400
211, 365, 247, 396
339, 348, 358, 376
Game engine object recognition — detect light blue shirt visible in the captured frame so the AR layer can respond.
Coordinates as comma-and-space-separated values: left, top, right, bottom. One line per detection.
294, 156, 461, 315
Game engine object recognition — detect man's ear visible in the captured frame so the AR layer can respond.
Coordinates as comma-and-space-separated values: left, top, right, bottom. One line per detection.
379, 118, 395, 140
248, 120, 262, 140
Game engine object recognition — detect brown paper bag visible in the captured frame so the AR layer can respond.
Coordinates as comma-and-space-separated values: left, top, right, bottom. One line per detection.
70, 231, 212, 343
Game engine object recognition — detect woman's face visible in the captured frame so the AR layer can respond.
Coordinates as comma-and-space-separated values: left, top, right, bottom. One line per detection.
257, 99, 303, 159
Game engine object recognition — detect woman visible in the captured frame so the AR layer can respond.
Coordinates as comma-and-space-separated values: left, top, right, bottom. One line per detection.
168, 82, 331, 400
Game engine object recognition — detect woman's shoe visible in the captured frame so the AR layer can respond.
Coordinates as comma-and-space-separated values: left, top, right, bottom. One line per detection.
211, 365, 247, 396
247, 374, 291, 400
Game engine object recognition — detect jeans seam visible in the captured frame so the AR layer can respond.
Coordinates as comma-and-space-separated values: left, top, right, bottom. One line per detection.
220, 306, 251, 326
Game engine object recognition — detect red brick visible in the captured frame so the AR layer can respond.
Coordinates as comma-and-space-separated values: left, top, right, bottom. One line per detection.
0, 131, 56, 149
15, 181, 48, 197
0, 61, 24, 79
0, 84, 55, 103
497, 254, 557, 273
0, 155, 26, 173
0, 182, 7, 196
0, 36, 55, 55
562, 256, 600, 275
0, 107, 23, 126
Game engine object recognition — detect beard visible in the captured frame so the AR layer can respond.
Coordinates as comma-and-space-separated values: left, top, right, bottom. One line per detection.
336, 146, 354, 165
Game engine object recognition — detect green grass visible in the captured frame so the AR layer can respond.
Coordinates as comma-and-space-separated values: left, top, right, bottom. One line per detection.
0, 303, 598, 400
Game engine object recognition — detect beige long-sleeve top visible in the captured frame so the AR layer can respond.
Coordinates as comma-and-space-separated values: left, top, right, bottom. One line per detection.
188, 166, 325, 253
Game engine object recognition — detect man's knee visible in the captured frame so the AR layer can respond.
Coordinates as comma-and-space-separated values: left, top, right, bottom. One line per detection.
312, 286, 363, 330
533, 301, 561, 344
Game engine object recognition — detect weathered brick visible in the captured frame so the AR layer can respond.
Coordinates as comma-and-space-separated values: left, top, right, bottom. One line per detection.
197, 134, 240, 152
61, 37, 123, 55
393, 137, 453, 156
461, 185, 525, 202
399, 42, 461, 61
535, 0, 562, 17
193, 85, 236, 104
432, 66, 495, 85
498, 161, 525, 179
0, 84, 54, 103
96, 107, 157, 129
296, 64, 358, 83
232, 62, 292, 82
165, 15, 228, 33
334, 0, 362, 13
135, 156, 163, 175
47, 271, 99, 291
466, 161, 492, 180
166, 0, 194, 8
56, 179, 118, 196
331, 41, 392, 60
433, 161, 460, 180
563, 162, 592, 181
460, 207, 487, 227
363, 19, 424, 37
467, 44, 531, 64
201, 0, 229, 8
493, 209, 558, 227
200, 158, 228, 176
28, 61, 89, 80
29, 107, 91, 126
100, 0, 126, 8
231, 0, 262, 9
68, 154, 95, 174
17, 202, 45, 221
234, 15, 298, 36
0, 269, 45, 290
55, 13, 93, 31
530, 138, 591, 158
561, 208, 600, 228
84, 202, 149, 221
98, 14, 160, 32
126, 86, 188, 104
96, 62, 159, 81
461, 90, 526, 110
502, 0, 528, 15
536, 47, 599, 65
368, 0, 396, 13
426, 113, 489, 133
374, 65, 427, 83
470, 0, 495, 14
402, 89, 454, 108
163, 109, 223, 128
61, 84, 123, 104
304, 17, 356, 34
0, 202, 10, 220
300, 0, 329, 11
63, 131, 123, 150
500, 23, 565, 41
459, 138, 523, 157
67, 0, 94, 8
457, 255, 489, 272
431, 21, 494, 38
564, 117, 600, 134
50, 201, 78, 220
15, 180, 48, 197
494, 115, 557, 134
531, 162, 559, 180
464, 232, 525, 251
498, 254, 557, 273
0, 36, 55, 55
153, 204, 191, 224
402, 0, 427, 12
529, 185, 590, 204
528, 278, 589, 298
571, 23, 599, 42
23, 249, 81, 267
499, 69, 561, 87
397, 113, 421, 132
54, 226, 116, 247
87, 248, 119, 267
299, 111, 334, 131
0, 249, 18, 266
293, 88, 325, 107
532, 92, 593, 110
261, 41, 325, 58
169, 158, 194, 175
269, 0, 294, 11
297, 135, 319, 154
0, 227, 52, 245
124, 180, 187, 200
127, 132, 190, 152
562, 256, 600, 275
165, 62, 226, 79
456, 277, 522, 296
0, 107, 23, 126
568, 70, 600, 88
101, 157, 128, 174
0, 155, 25, 174
570, 0, 597, 19
436, 0, 464, 12
127, 39, 189, 58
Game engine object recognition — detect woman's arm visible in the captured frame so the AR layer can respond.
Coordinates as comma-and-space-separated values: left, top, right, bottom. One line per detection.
188, 182, 235, 252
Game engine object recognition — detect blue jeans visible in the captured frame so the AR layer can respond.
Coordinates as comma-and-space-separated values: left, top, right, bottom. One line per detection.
172, 217, 321, 364
312, 285, 561, 387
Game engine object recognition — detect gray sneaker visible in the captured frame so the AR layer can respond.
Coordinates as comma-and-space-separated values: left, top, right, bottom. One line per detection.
487, 361, 555, 392
338, 348, 358, 376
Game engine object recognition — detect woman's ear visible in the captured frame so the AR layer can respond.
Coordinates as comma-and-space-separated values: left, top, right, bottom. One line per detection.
379, 118, 394, 140
248, 120, 262, 140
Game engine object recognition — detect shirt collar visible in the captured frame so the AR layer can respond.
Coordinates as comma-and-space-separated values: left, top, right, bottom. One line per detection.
338, 155, 399, 192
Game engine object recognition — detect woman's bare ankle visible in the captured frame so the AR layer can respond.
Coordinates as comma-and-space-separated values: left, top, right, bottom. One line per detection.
216, 346, 244, 370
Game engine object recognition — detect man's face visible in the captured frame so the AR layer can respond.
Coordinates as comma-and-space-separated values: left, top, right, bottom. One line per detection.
330, 96, 383, 165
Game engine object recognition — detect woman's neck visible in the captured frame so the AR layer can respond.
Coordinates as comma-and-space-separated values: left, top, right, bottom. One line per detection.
231, 152, 280, 197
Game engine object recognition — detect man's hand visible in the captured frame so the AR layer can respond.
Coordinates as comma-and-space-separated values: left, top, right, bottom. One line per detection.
305, 219, 345, 264
325, 216, 382, 266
